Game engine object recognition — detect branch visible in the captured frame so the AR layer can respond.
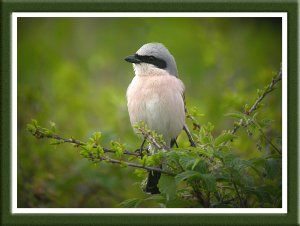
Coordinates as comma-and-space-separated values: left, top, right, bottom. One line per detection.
88, 153, 176, 176
232, 175, 245, 208
136, 127, 170, 151
257, 126, 281, 155
31, 128, 175, 176
186, 111, 201, 131
232, 68, 282, 135
33, 129, 140, 157
247, 70, 282, 115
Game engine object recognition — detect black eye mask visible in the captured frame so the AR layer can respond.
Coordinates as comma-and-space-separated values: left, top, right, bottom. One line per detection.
135, 54, 167, 69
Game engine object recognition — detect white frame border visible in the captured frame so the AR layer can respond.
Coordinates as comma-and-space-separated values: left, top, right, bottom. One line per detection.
11, 12, 288, 214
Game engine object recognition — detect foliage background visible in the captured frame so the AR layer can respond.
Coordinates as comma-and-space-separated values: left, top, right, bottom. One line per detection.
18, 17, 282, 208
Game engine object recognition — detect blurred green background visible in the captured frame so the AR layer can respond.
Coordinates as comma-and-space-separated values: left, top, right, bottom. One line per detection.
18, 17, 282, 207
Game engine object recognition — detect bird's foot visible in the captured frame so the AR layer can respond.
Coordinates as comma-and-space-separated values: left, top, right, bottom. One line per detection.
134, 148, 149, 158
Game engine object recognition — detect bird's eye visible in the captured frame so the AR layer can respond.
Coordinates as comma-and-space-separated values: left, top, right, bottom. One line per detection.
148, 56, 155, 61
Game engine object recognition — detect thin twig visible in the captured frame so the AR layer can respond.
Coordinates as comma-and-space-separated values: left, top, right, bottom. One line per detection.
230, 173, 245, 208
192, 180, 210, 207
257, 127, 281, 155
88, 153, 176, 176
247, 70, 282, 115
231, 69, 282, 135
34, 129, 140, 157
186, 114, 201, 131
32, 128, 175, 175
137, 127, 170, 151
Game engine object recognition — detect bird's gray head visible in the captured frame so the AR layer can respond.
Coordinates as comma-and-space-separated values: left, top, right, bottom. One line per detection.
125, 43, 178, 77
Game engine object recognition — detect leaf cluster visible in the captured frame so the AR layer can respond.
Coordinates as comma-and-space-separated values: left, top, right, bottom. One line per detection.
121, 114, 282, 208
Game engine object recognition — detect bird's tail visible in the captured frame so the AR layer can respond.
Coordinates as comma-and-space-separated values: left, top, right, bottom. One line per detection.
145, 140, 175, 194
145, 170, 161, 194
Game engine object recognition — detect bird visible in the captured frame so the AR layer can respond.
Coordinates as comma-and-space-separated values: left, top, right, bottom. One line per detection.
125, 43, 193, 194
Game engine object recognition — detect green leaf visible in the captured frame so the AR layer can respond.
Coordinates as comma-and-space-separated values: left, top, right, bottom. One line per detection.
214, 133, 237, 146
175, 171, 216, 192
50, 140, 64, 145
215, 174, 231, 182
49, 121, 56, 133
92, 132, 102, 144
146, 152, 163, 166
143, 194, 165, 202
165, 151, 180, 165
26, 124, 36, 134
225, 112, 245, 119
179, 154, 195, 170
175, 170, 201, 184
257, 119, 274, 128
257, 88, 262, 96
120, 161, 128, 168
191, 158, 201, 170
133, 169, 145, 178
96, 146, 104, 157
165, 198, 191, 208
244, 187, 272, 204
204, 122, 214, 132
79, 149, 89, 158
239, 159, 260, 174
200, 174, 216, 192
110, 141, 125, 157
265, 158, 279, 179
189, 147, 214, 157
244, 103, 250, 112
31, 119, 38, 127
43, 128, 53, 136
223, 154, 253, 172
158, 175, 176, 201
198, 127, 212, 144
85, 143, 93, 152
193, 160, 209, 174
189, 106, 205, 117
250, 157, 266, 168
119, 198, 142, 208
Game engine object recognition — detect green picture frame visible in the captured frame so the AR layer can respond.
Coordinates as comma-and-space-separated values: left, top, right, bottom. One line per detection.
1, 1, 298, 225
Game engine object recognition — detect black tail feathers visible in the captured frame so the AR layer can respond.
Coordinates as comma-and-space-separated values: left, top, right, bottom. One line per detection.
145, 138, 178, 194
145, 170, 161, 194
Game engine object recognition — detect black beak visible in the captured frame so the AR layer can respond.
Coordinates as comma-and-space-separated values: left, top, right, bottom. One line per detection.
124, 54, 141, 64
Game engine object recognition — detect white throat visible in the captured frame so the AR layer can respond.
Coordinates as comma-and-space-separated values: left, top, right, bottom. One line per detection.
133, 63, 162, 76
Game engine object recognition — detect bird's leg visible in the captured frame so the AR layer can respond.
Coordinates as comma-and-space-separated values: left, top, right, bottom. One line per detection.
170, 138, 179, 148
174, 140, 179, 148
183, 125, 196, 147
135, 139, 146, 159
